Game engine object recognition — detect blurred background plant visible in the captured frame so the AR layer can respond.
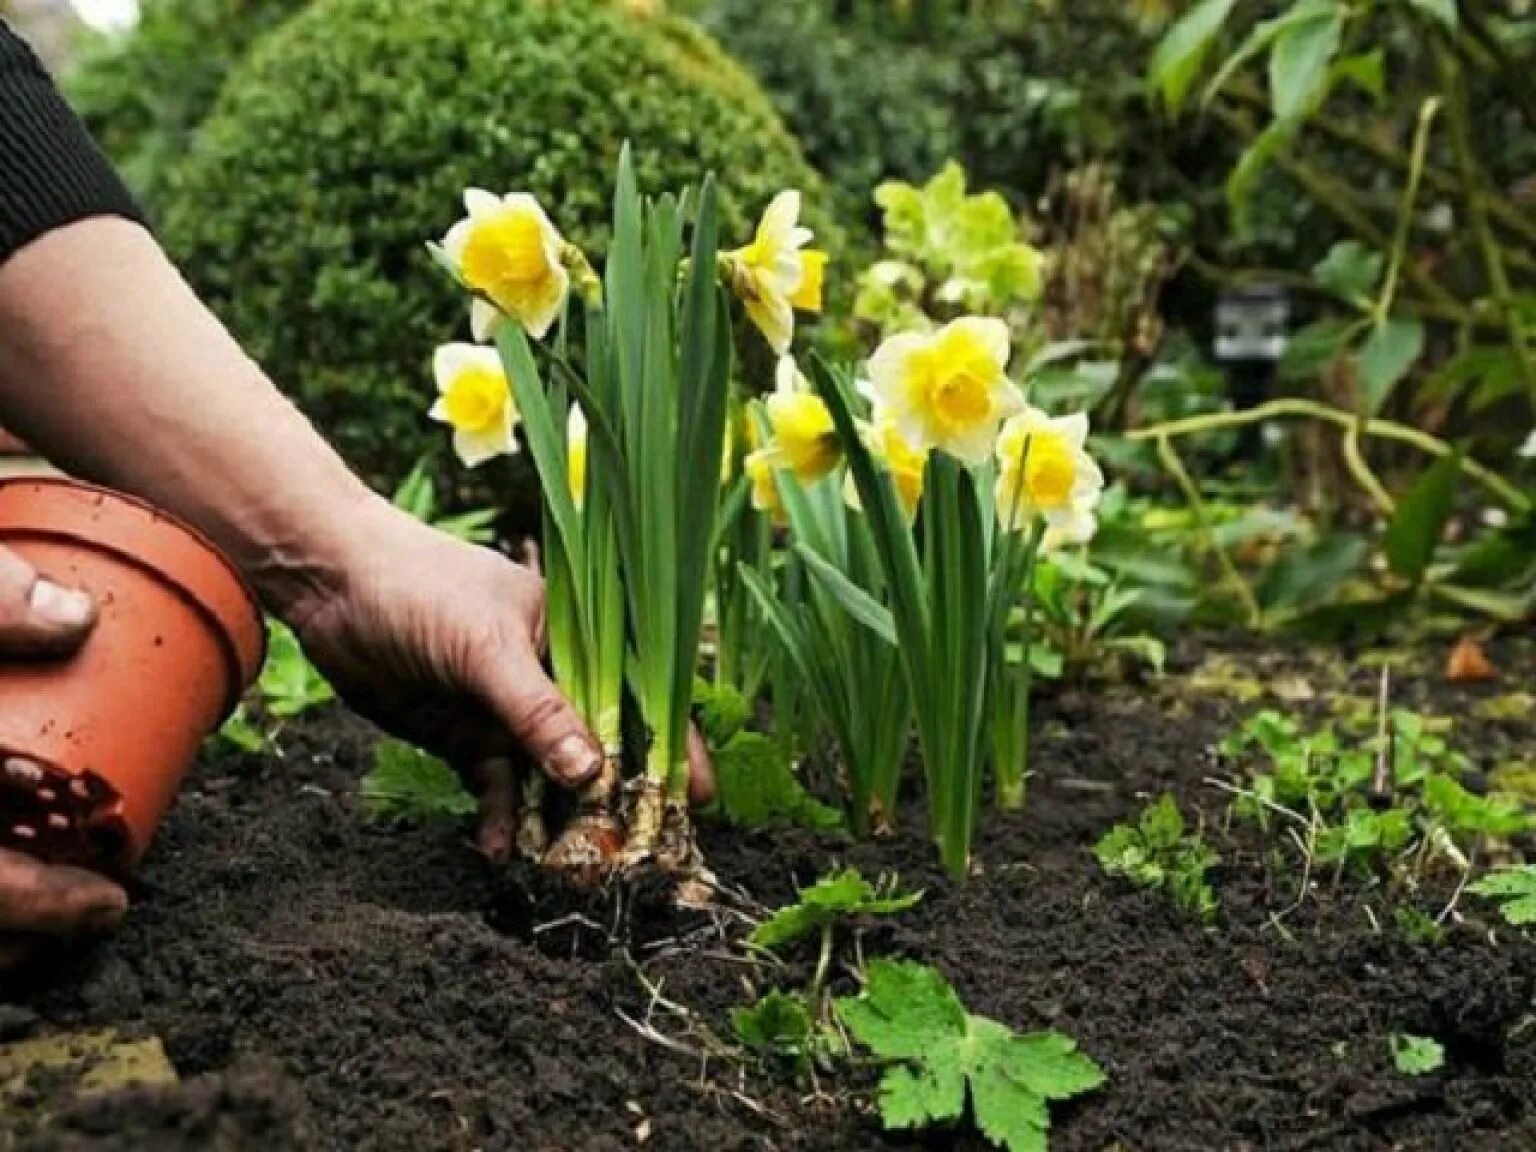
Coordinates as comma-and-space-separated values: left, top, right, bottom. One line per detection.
4, 0, 1524, 662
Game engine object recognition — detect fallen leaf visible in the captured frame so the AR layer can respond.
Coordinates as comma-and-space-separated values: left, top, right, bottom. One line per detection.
1446, 636, 1497, 683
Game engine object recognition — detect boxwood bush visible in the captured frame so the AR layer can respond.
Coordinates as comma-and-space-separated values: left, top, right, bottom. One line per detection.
64, 0, 308, 210
160, 0, 841, 489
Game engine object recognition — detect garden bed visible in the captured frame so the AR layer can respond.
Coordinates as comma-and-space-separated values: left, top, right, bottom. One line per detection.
3, 636, 1533, 1152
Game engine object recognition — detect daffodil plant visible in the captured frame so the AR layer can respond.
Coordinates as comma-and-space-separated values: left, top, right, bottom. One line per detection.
749, 318, 1102, 877
738, 358, 913, 835
425, 149, 826, 877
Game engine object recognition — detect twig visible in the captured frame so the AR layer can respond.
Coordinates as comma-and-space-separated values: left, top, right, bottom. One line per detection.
1130, 399, 1531, 512
1155, 434, 1262, 627
1203, 776, 1310, 828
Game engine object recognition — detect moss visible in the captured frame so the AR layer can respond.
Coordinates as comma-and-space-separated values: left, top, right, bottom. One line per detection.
160, 0, 841, 489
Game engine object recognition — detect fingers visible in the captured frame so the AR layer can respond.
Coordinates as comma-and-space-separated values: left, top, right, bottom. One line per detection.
687, 725, 716, 807
470, 756, 517, 862
477, 645, 601, 789
0, 546, 95, 657
0, 849, 127, 937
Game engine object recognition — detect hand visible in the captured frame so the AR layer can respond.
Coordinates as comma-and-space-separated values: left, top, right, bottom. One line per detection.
287, 504, 712, 860
0, 546, 128, 971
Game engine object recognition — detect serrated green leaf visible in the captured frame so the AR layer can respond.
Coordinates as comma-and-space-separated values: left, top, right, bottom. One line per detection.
360, 739, 476, 823
836, 959, 967, 1060
751, 871, 920, 950
1406, 0, 1457, 30
1270, 9, 1344, 120
1002, 1032, 1107, 1101
1357, 315, 1425, 413
1383, 452, 1461, 582
710, 730, 844, 833
1151, 0, 1239, 113
693, 677, 752, 747
732, 991, 814, 1054
879, 1060, 968, 1130
839, 961, 1104, 1152
259, 619, 334, 718
970, 1058, 1050, 1152
1312, 241, 1384, 304
1469, 866, 1536, 925
1391, 1033, 1445, 1075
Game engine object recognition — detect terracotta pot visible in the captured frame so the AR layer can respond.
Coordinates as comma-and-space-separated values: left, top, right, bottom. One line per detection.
0, 479, 264, 875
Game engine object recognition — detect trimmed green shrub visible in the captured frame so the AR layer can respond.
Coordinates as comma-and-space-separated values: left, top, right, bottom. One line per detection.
64, 0, 309, 210
160, 0, 841, 488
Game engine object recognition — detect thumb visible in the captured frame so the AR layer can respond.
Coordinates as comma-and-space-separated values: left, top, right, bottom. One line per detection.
0, 546, 95, 657
478, 644, 601, 789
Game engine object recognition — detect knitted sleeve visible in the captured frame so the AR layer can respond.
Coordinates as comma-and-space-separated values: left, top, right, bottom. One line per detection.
0, 20, 145, 266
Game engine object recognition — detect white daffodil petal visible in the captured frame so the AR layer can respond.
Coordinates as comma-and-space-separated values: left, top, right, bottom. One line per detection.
1055, 411, 1090, 449
945, 315, 1011, 368
463, 188, 501, 218
433, 343, 482, 392
454, 425, 512, 469
470, 298, 502, 343
442, 220, 472, 267
760, 190, 801, 241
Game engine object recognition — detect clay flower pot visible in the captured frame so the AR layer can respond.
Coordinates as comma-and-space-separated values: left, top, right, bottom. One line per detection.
0, 479, 264, 874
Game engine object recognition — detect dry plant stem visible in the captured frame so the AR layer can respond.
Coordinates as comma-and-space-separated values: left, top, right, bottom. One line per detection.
1441, 48, 1536, 408
1155, 434, 1262, 627
1133, 399, 1532, 513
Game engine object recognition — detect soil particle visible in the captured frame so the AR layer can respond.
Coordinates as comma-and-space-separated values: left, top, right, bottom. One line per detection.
2, 639, 1533, 1151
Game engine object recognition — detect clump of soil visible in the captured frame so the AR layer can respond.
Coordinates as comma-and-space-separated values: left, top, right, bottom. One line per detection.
3, 637, 1534, 1151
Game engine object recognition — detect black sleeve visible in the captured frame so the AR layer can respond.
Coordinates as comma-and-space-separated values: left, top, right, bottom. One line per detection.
0, 20, 144, 266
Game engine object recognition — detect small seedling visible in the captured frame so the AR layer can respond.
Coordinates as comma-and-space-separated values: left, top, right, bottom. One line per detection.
360, 739, 476, 824
1468, 866, 1536, 926
1221, 703, 1529, 882
695, 680, 843, 832
1393, 905, 1446, 946
750, 869, 922, 951
1094, 794, 1218, 922
214, 619, 334, 753
835, 959, 1103, 1152
391, 454, 499, 544
731, 991, 835, 1071
1390, 1033, 1445, 1076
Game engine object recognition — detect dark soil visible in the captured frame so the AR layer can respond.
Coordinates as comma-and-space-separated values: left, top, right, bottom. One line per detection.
3, 636, 1534, 1151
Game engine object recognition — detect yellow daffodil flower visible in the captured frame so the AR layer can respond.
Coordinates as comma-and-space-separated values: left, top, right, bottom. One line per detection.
871, 418, 927, 519
442, 189, 570, 341
866, 317, 1024, 464
567, 403, 588, 509
430, 343, 519, 468
995, 406, 1104, 545
761, 356, 841, 483
725, 190, 826, 355
744, 447, 785, 524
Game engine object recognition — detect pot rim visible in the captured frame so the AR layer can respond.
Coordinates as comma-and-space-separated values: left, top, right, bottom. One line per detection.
0, 477, 267, 709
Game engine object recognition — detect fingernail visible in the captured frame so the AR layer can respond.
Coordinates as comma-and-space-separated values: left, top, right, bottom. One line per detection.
544, 734, 600, 786
29, 580, 92, 628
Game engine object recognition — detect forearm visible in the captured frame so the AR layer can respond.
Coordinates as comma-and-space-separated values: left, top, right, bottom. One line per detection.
0, 217, 386, 618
